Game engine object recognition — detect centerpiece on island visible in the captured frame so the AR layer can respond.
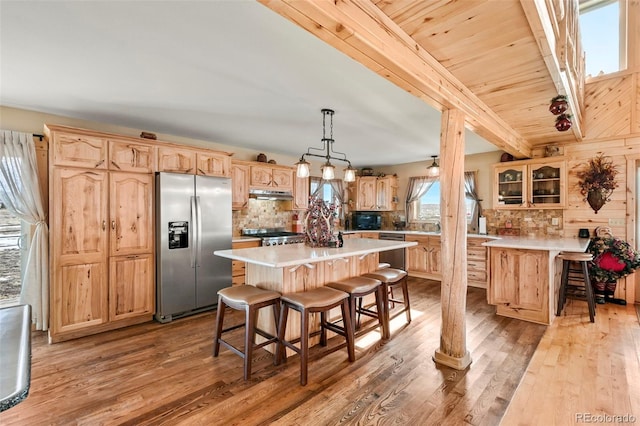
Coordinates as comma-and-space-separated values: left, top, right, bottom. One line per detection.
576, 154, 619, 214
303, 196, 337, 247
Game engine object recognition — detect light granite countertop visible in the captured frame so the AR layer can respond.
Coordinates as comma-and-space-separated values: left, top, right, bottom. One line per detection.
215, 238, 417, 268
482, 235, 590, 252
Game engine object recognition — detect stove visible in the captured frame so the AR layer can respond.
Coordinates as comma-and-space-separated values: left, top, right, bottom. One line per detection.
242, 228, 306, 246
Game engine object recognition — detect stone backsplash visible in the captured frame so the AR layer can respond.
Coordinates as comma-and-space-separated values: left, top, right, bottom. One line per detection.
233, 199, 293, 236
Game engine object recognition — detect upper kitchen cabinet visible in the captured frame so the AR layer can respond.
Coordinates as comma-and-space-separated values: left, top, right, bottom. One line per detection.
109, 140, 155, 173
47, 124, 108, 169
250, 164, 293, 191
231, 161, 250, 210
196, 152, 231, 177
293, 175, 310, 210
493, 158, 566, 209
157, 146, 196, 174
351, 175, 397, 211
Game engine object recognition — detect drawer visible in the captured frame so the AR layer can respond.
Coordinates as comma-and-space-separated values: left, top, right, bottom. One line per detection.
467, 260, 487, 270
232, 260, 245, 275
467, 247, 486, 259
468, 269, 487, 281
232, 275, 246, 286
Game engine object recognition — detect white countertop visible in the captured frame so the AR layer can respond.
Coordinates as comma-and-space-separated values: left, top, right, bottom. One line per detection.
482, 236, 590, 252
215, 238, 417, 268
345, 230, 496, 239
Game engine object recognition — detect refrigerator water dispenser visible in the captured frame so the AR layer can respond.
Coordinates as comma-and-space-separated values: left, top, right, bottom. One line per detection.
168, 221, 189, 249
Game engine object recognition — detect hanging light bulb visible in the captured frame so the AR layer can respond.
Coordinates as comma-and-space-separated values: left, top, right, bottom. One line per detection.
321, 161, 335, 180
427, 155, 440, 177
343, 164, 356, 182
295, 157, 310, 178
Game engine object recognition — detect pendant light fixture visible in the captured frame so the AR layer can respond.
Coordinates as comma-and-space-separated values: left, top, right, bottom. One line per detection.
427, 155, 440, 177
295, 108, 356, 182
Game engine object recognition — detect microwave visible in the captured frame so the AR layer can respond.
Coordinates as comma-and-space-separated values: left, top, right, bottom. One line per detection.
353, 211, 382, 230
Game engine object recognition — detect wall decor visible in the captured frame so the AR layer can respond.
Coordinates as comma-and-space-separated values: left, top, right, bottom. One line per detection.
576, 154, 619, 214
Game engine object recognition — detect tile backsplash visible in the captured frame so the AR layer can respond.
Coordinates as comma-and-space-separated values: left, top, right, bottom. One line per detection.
233, 199, 293, 236
482, 209, 564, 237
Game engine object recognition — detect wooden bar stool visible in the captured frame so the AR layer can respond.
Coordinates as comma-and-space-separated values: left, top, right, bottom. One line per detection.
363, 268, 411, 328
213, 285, 281, 380
326, 276, 389, 339
556, 252, 596, 322
277, 286, 355, 386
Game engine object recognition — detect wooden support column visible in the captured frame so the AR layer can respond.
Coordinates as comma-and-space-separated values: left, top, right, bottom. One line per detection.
433, 108, 472, 370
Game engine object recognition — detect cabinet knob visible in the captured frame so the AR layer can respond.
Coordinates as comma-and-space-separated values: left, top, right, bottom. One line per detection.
111, 220, 116, 230
102, 220, 106, 230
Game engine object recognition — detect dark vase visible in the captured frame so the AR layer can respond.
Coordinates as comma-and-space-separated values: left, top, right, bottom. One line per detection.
586, 190, 606, 214
549, 99, 568, 115
555, 114, 572, 131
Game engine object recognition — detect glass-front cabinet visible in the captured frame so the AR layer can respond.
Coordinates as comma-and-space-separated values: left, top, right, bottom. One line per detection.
493, 159, 566, 209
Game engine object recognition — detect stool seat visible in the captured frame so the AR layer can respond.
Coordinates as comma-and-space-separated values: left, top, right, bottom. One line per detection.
556, 251, 595, 322
327, 276, 388, 339
327, 276, 381, 294
281, 287, 348, 309
377, 262, 391, 269
363, 268, 407, 283
218, 285, 281, 306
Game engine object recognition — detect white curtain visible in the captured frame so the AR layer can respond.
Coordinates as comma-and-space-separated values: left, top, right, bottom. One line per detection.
405, 176, 437, 221
0, 130, 49, 330
464, 171, 481, 232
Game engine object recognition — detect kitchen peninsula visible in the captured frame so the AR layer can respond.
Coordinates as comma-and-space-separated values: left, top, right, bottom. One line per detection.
214, 238, 417, 351
483, 236, 591, 325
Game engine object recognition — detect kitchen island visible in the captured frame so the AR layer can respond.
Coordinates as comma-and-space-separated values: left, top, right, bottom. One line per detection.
214, 238, 417, 352
483, 236, 590, 324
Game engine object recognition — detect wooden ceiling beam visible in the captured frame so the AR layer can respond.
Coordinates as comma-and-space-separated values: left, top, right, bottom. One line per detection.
259, 0, 533, 158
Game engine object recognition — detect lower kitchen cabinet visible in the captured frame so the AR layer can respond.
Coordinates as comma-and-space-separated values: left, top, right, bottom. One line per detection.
109, 254, 154, 321
488, 247, 549, 324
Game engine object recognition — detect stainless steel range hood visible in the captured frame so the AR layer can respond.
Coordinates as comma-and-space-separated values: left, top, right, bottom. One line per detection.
248, 189, 294, 200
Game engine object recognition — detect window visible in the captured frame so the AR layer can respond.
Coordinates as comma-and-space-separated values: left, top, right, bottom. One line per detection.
409, 180, 475, 224
580, 0, 626, 76
310, 177, 338, 205
0, 203, 23, 308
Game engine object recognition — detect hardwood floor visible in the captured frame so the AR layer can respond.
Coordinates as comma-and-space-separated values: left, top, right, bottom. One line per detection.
1, 278, 636, 425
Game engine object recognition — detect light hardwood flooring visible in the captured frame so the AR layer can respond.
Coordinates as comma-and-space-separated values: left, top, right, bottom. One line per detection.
0, 278, 637, 425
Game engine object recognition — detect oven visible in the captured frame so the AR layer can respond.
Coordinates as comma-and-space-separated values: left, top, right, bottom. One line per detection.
242, 228, 305, 246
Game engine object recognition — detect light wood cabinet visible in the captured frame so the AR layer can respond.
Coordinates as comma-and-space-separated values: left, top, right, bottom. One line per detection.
467, 238, 489, 289
231, 239, 261, 286
293, 175, 309, 210
157, 146, 196, 174
493, 159, 566, 209
109, 140, 155, 173
250, 165, 293, 191
352, 175, 397, 211
406, 235, 441, 279
488, 247, 549, 324
196, 152, 231, 177
231, 162, 251, 210
47, 125, 155, 343
52, 130, 108, 169
109, 254, 153, 321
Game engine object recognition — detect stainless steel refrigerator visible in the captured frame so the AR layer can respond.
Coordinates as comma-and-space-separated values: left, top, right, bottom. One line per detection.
155, 172, 232, 323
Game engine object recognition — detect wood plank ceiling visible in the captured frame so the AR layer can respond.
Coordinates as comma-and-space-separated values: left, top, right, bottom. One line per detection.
261, 0, 581, 159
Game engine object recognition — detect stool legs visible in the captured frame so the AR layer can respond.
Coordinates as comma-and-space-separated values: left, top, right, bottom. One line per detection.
556, 258, 595, 323
580, 260, 596, 322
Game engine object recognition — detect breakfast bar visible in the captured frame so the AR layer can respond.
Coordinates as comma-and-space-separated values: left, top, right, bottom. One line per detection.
483, 236, 591, 324
214, 238, 417, 351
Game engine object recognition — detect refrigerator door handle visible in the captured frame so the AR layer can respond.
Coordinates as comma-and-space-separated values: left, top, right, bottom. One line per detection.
190, 195, 196, 268
196, 195, 202, 267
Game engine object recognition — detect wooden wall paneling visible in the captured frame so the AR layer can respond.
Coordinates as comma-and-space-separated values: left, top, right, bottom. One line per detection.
583, 75, 633, 139
635, 73, 639, 134
626, 154, 639, 303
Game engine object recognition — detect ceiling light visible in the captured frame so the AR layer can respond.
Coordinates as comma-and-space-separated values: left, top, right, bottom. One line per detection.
296, 108, 355, 182
427, 155, 440, 177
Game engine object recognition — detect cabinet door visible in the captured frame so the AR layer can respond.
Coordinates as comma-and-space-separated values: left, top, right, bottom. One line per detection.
494, 164, 527, 209
109, 172, 154, 256
488, 247, 546, 311
293, 175, 309, 210
250, 165, 273, 187
109, 254, 154, 321
356, 177, 377, 210
53, 168, 108, 261
157, 146, 196, 173
427, 237, 442, 275
52, 261, 108, 334
488, 248, 518, 304
231, 163, 250, 210
529, 161, 565, 208
376, 176, 397, 211
406, 242, 429, 273
196, 152, 231, 177
52, 131, 107, 169
272, 168, 293, 190
109, 140, 155, 173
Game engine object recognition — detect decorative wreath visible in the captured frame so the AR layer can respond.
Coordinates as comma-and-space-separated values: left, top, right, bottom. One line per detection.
586, 229, 640, 283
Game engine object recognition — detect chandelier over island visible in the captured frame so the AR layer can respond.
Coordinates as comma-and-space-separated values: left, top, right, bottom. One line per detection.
295, 108, 356, 182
